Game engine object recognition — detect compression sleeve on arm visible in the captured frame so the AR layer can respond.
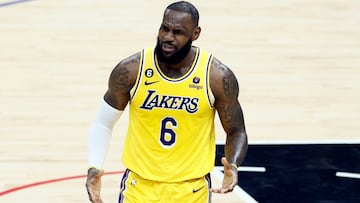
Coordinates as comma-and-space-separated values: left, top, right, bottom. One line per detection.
87, 98, 123, 169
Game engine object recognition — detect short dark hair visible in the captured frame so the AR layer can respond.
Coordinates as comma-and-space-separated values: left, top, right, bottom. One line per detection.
166, 1, 199, 26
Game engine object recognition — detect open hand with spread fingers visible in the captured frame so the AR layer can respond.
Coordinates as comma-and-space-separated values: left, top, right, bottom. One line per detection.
211, 157, 238, 193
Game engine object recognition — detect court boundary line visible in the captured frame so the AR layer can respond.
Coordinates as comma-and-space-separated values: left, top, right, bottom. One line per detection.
214, 166, 266, 173
0, 0, 34, 7
216, 139, 360, 145
0, 171, 123, 196
211, 169, 258, 203
336, 172, 360, 179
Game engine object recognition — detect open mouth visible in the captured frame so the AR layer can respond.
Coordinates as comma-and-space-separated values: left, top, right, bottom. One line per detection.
162, 43, 175, 53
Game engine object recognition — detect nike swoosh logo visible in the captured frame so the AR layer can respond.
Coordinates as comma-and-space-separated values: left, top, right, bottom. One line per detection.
144, 80, 159, 85
192, 186, 205, 193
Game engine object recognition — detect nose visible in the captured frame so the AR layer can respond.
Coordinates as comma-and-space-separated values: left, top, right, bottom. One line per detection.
164, 31, 174, 42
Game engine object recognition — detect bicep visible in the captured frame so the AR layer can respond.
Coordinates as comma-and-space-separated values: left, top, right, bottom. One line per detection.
211, 60, 245, 134
104, 53, 140, 110
104, 66, 130, 111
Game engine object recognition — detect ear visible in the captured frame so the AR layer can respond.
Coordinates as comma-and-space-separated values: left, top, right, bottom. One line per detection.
191, 26, 201, 41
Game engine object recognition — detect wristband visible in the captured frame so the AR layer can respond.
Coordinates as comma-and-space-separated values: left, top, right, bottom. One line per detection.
230, 163, 238, 171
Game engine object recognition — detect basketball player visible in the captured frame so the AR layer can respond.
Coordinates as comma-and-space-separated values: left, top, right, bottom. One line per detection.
86, 1, 248, 202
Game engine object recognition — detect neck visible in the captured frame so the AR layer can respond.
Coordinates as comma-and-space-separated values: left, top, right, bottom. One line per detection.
158, 47, 196, 78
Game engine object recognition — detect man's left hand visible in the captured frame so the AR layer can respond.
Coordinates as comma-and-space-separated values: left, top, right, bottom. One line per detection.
210, 157, 238, 193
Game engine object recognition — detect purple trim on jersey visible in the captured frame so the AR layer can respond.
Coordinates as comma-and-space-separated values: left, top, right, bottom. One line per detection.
205, 173, 212, 203
205, 54, 214, 108
118, 169, 130, 203
130, 50, 144, 100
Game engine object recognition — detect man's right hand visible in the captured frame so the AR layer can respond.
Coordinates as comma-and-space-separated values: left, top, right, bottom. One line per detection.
86, 168, 104, 203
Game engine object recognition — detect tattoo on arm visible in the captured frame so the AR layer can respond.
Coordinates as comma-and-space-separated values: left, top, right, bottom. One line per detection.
221, 64, 239, 99
215, 63, 247, 165
109, 64, 130, 91
110, 53, 139, 91
217, 64, 241, 131
109, 53, 140, 91
105, 53, 140, 109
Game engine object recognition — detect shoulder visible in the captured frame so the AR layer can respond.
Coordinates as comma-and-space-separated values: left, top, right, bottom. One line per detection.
209, 57, 239, 100
104, 51, 142, 109
109, 51, 141, 88
210, 57, 236, 79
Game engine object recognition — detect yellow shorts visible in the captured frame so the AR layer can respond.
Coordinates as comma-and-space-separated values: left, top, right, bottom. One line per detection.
118, 169, 212, 203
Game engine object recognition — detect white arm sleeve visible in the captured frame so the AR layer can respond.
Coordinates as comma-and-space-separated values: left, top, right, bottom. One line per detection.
87, 99, 123, 169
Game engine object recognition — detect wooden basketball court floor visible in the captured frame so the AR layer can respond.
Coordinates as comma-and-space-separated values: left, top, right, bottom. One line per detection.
0, 0, 359, 202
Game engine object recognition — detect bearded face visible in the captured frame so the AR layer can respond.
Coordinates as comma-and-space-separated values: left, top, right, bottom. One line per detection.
155, 37, 193, 64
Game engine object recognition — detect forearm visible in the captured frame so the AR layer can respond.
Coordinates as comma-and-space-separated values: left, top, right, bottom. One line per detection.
225, 129, 248, 167
87, 99, 122, 169
87, 123, 112, 169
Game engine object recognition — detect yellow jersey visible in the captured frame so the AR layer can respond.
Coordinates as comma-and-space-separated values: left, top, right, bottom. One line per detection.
122, 47, 215, 182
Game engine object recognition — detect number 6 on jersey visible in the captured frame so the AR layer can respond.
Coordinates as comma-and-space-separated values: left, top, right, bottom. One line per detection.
160, 117, 177, 148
